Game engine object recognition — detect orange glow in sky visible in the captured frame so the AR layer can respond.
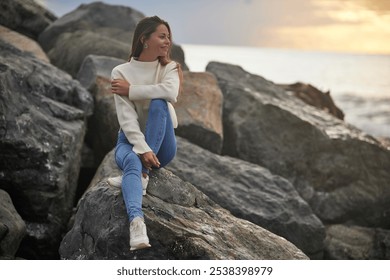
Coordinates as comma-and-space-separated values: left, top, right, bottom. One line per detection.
255, 0, 390, 54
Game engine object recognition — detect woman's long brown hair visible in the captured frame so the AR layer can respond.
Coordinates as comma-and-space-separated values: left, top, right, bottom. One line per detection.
129, 16, 183, 93
128, 16, 171, 66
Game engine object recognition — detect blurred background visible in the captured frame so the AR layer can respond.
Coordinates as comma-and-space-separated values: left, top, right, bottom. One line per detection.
38, 0, 390, 54
38, 0, 390, 137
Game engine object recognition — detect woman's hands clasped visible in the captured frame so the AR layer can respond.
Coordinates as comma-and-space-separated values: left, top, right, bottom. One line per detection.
140, 151, 160, 171
111, 79, 130, 96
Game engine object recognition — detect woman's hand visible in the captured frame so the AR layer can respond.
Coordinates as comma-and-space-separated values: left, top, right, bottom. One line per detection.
111, 79, 130, 96
140, 152, 160, 170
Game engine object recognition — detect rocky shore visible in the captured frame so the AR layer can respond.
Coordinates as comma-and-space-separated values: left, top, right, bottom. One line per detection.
1, 0, 389, 260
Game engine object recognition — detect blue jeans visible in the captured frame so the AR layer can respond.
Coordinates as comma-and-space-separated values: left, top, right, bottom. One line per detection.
114, 99, 177, 221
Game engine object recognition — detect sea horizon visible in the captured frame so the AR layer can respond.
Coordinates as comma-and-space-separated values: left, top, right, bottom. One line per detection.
181, 44, 390, 138
182, 43, 390, 98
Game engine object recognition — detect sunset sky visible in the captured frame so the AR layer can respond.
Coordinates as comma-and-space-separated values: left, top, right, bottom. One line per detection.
39, 0, 390, 54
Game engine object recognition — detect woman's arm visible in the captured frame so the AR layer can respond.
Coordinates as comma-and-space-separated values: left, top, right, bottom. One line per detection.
112, 62, 180, 103
114, 94, 152, 155
112, 66, 151, 154
130, 62, 180, 102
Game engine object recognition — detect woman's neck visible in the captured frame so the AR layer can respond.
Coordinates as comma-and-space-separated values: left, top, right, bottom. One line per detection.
138, 51, 158, 62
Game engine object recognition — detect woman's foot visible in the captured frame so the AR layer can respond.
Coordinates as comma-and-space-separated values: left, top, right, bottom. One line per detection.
141, 173, 149, 195
107, 174, 149, 195
129, 217, 151, 251
107, 175, 122, 188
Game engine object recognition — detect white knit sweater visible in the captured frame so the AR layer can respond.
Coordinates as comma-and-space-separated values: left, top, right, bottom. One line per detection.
111, 58, 180, 154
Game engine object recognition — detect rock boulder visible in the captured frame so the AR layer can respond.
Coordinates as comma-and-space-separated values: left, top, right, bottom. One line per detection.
77, 54, 123, 165
175, 72, 224, 154
206, 61, 390, 229
0, 190, 26, 259
0, 25, 50, 63
59, 150, 308, 260
0, 39, 93, 259
0, 0, 56, 40
324, 224, 390, 259
38, 2, 187, 77
167, 137, 325, 258
278, 82, 344, 120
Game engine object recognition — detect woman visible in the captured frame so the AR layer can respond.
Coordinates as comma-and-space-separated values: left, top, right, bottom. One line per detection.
107, 16, 181, 251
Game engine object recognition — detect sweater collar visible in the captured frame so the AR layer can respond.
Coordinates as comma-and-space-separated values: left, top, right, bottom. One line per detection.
130, 57, 159, 68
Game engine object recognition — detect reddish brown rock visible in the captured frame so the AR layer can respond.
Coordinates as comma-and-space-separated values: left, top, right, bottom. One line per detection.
174, 72, 224, 154
279, 82, 344, 120
0, 25, 49, 63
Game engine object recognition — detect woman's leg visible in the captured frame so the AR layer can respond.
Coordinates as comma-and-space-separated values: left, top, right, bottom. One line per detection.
144, 99, 176, 172
114, 130, 143, 222
114, 131, 150, 250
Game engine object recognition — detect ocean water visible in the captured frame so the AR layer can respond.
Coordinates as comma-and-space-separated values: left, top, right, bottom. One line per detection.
182, 44, 390, 138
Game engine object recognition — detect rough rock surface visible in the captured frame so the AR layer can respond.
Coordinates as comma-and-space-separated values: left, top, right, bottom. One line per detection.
77, 54, 123, 165
0, 25, 50, 63
0, 39, 93, 259
0, 0, 56, 40
278, 82, 344, 120
167, 137, 325, 258
206, 61, 390, 229
175, 72, 224, 154
0, 190, 26, 259
59, 150, 308, 260
38, 2, 187, 77
324, 224, 390, 259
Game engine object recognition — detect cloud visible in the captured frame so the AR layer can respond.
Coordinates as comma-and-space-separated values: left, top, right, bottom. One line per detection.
345, 0, 390, 14
252, 0, 390, 54
40, 0, 390, 54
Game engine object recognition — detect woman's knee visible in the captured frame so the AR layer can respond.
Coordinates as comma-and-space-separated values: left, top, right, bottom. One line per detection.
123, 152, 141, 166
149, 99, 168, 116
158, 146, 177, 168
121, 151, 142, 171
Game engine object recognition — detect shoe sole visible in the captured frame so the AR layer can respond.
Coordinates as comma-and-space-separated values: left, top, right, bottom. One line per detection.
130, 243, 151, 251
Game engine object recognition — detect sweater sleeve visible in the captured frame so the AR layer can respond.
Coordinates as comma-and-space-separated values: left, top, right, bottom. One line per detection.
128, 62, 180, 103
112, 67, 151, 154
113, 94, 152, 154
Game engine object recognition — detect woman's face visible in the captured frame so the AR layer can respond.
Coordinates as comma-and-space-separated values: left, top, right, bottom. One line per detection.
143, 24, 171, 59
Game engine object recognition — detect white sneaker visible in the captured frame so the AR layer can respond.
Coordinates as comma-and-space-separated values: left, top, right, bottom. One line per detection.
107, 175, 149, 195
107, 175, 122, 188
129, 217, 151, 251
141, 175, 149, 196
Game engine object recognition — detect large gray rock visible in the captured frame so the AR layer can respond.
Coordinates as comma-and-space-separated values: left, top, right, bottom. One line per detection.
0, 39, 93, 259
59, 150, 308, 260
206, 62, 390, 228
167, 137, 325, 258
77, 54, 123, 166
324, 224, 390, 259
0, 0, 56, 40
0, 190, 26, 259
38, 2, 187, 77
175, 72, 224, 154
